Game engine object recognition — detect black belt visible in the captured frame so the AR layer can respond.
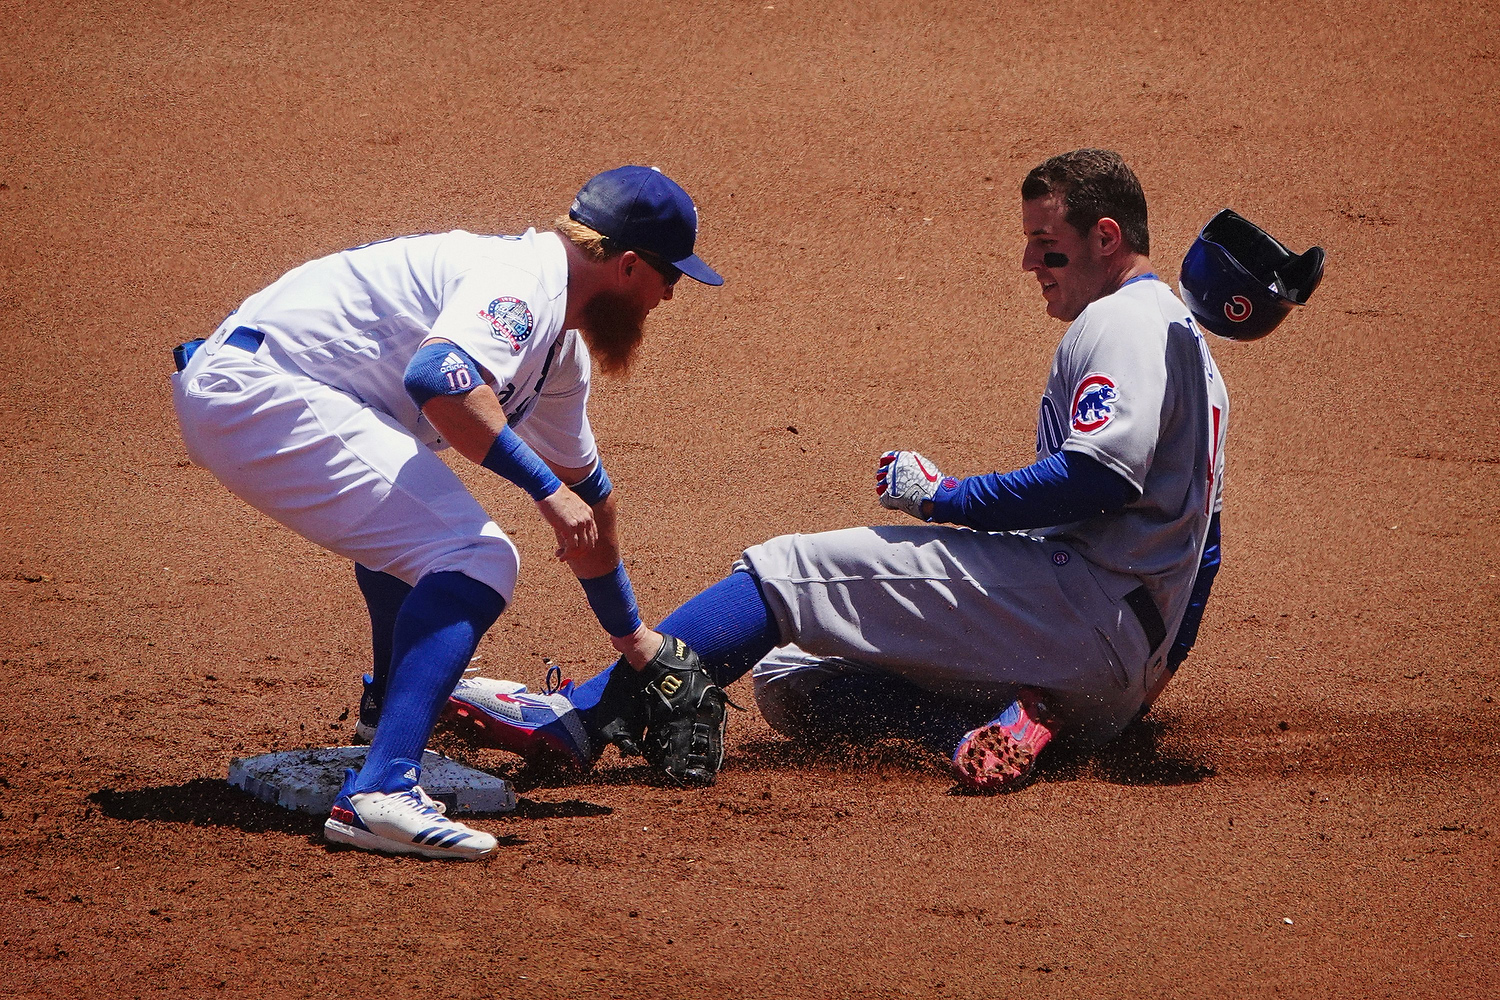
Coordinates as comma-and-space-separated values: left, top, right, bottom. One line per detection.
173, 327, 264, 371
1124, 585, 1167, 652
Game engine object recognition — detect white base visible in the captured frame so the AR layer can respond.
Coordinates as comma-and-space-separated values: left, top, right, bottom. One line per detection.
228, 746, 516, 815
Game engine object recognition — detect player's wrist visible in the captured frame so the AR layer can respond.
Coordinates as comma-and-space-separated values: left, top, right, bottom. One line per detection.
611, 626, 665, 670
925, 474, 963, 523
483, 426, 564, 501
569, 460, 613, 507
535, 481, 568, 507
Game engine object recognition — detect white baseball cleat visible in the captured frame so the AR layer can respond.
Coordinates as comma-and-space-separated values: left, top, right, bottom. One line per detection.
324, 759, 497, 860
354, 669, 528, 744
442, 670, 598, 771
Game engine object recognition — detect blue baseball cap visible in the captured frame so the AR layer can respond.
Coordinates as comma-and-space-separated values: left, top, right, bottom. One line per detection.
569, 165, 723, 286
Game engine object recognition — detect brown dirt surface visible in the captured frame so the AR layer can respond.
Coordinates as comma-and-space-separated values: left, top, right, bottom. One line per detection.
3, 1, 1497, 997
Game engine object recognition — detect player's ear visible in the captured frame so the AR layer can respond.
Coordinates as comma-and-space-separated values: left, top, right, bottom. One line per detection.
1096, 217, 1124, 256
617, 250, 642, 282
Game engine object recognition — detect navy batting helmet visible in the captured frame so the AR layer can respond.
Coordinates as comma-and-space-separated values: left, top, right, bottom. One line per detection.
1179, 209, 1325, 341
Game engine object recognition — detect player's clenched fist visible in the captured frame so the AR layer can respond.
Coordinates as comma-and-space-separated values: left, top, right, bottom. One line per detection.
876, 450, 943, 519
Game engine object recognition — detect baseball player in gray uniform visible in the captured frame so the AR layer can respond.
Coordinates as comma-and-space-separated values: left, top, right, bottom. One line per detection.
451, 149, 1320, 792
173, 166, 722, 857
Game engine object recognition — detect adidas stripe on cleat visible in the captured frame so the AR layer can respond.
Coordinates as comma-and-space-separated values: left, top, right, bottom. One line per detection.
323, 759, 497, 860
951, 689, 1056, 793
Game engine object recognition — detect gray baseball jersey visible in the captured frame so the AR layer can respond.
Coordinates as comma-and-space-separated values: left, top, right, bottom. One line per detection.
1031, 274, 1229, 638
746, 274, 1229, 742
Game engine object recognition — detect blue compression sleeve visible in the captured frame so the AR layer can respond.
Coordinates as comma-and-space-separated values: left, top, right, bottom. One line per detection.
481, 426, 564, 501
928, 450, 1138, 532
578, 562, 643, 638
570, 461, 613, 507
403, 341, 484, 407
1167, 511, 1222, 672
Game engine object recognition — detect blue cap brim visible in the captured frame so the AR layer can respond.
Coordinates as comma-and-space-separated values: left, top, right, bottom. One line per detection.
674, 253, 723, 286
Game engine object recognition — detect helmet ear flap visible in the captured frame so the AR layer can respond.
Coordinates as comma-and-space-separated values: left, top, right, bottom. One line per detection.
1273, 245, 1325, 305
1179, 209, 1325, 341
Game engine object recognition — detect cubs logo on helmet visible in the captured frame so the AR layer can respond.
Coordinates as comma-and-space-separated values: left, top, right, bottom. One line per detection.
1224, 295, 1253, 323
1071, 373, 1118, 433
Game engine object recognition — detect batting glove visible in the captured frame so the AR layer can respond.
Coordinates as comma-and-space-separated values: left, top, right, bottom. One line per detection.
876, 450, 943, 519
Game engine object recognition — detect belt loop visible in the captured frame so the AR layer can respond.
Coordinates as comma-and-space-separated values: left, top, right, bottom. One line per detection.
172, 338, 206, 372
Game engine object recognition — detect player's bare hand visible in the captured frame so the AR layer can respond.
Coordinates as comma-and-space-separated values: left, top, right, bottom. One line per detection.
611, 625, 667, 670
537, 485, 598, 559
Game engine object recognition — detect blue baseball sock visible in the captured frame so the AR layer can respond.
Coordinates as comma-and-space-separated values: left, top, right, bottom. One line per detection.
353, 563, 413, 712
570, 569, 780, 713
355, 571, 504, 793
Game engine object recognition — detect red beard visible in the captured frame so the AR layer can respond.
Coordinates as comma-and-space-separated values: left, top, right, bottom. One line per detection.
577, 289, 648, 376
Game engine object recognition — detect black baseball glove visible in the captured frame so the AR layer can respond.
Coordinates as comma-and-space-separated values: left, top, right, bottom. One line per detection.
591, 635, 728, 786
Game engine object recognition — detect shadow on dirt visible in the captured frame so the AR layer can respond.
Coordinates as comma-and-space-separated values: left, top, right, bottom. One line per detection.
87, 779, 610, 838
89, 779, 327, 836
734, 734, 939, 775
507, 797, 613, 819
1044, 715, 1217, 787
731, 713, 1215, 789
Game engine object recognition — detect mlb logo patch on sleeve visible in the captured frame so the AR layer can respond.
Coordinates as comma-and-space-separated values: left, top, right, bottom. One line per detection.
1070, 373, 1118, 432
479, 296, 535, 351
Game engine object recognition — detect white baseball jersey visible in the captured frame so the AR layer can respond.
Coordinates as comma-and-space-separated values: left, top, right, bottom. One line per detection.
215, 229, 597, 468
173, 229, 599, 601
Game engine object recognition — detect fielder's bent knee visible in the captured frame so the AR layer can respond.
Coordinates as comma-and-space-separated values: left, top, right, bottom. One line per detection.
403, 531, 521, 608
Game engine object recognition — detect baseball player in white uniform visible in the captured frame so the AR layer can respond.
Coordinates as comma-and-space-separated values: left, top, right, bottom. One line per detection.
454, 149, 1242, 793
173, 166, 722, 857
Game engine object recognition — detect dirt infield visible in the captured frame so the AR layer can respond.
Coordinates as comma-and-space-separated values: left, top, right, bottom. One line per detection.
3, 1, 1496, 997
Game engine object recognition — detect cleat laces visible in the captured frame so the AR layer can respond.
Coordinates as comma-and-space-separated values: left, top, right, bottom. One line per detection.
398, 785, 448, 818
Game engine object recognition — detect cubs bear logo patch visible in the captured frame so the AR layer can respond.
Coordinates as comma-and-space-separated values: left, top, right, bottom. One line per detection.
1070, 373, 1118, 433
478, 296, 534, 351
